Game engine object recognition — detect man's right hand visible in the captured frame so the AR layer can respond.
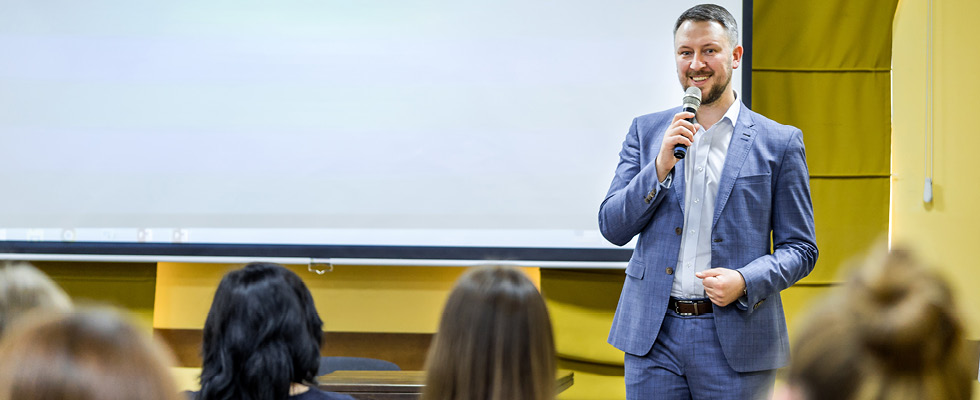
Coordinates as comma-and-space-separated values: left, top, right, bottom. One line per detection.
655, 111, 701, 181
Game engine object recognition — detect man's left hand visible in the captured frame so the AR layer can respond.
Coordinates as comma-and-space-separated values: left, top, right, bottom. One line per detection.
696, 268, 746, 307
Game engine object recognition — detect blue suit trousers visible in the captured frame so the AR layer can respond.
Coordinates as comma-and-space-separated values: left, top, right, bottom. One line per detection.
624, 309, 776, 400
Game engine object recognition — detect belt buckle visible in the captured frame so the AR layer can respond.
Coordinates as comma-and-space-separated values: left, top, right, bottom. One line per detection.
673, 299, 698, 316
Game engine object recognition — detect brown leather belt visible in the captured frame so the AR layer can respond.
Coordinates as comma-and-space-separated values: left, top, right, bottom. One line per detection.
668, 298, 712, 316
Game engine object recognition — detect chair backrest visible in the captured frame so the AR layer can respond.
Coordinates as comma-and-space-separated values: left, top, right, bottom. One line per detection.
318, 356, 400, 376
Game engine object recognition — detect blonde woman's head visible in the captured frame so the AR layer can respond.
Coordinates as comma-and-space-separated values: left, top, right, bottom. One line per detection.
784, 247, 972, 400
0, 262, 71, 336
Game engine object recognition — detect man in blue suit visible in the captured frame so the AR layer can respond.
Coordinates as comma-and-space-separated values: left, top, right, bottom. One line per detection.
599, 4, 817, 399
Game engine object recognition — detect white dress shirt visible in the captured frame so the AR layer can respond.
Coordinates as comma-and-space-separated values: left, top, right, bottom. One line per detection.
669, 98, 740, 299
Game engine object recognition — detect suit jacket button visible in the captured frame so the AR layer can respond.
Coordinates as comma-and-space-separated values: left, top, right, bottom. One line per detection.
675, 227, 682, 235
666, 267, 673, 275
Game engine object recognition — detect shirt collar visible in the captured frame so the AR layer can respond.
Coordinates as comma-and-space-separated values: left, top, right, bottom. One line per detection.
719, 91, 741, 128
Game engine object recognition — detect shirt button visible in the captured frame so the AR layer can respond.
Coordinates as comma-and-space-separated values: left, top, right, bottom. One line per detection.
698, 167, 703, 172
694, 198, 699, 203
690, 229, 696, 234
675, 227, 682, 235
666, 267, 674, 275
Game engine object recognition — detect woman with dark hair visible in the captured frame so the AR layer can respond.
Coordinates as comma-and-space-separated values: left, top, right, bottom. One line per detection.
194, 262, 353, 400
0, 308, 182, 400
422, 265, 556, 400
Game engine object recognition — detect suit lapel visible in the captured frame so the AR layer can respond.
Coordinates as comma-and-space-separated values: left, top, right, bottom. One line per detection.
712, 103, 757, 229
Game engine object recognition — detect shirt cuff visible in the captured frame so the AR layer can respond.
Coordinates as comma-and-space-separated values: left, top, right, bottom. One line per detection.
645, 167, 673, 204
659, 169, 673, 189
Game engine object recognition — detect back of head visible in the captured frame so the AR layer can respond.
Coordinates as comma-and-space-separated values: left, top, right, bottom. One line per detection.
0, 261, 72, 336
423, 265, 556, 400
199, 262, 324, 400
0, 308, 181, 400
788, 247, 972, 400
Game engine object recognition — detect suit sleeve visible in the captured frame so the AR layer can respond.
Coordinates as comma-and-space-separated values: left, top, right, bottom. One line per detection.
598, 118, 672, 246
737, 129, 818, 308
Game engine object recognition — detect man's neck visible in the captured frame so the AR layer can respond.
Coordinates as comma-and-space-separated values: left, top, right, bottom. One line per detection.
696, 90, 736, 130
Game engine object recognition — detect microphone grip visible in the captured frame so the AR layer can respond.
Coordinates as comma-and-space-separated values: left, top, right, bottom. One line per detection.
673, 140, 688, 159
672, 106, 698, 159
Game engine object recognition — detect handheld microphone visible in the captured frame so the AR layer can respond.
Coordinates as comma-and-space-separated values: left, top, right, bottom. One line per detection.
673, 86, 701, 159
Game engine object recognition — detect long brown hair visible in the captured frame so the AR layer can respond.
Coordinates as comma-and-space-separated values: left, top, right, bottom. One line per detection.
0, 308, 182, 400
787, 247, 972, 400
423, 265, 556, 400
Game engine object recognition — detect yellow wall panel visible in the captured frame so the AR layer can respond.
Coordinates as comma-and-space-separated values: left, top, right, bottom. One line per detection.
780, 284, 835, 343
805, 177, 889, 283
546, 300, 620, 365
752, 71, 891, 176
35, 262, 157, 327
154, 262, 468, 333
541, 269, 624, 366
754, 0, 898, 70
153, 262, 231, 330
892, 0, 980, 339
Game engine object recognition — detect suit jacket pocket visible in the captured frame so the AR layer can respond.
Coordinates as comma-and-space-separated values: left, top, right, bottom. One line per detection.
736, 173, 771, 186
625, 259, 645, 280
728, 173, 773, 230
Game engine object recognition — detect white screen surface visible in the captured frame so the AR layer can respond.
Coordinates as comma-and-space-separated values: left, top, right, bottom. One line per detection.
0, 0, 742, 254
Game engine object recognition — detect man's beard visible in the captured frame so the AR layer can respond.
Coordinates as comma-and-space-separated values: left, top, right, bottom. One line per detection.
697, 68, 732, 106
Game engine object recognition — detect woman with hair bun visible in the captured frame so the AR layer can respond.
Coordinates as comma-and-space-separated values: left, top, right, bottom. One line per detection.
776, 247, 973, 400
422, 265, 556, 400
193, 262, 353, 400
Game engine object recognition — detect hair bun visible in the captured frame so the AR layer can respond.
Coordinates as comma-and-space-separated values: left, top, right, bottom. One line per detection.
848, 250, 959, 372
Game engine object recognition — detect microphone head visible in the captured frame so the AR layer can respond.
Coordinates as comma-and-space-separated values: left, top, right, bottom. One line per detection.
683, 86, 702, 110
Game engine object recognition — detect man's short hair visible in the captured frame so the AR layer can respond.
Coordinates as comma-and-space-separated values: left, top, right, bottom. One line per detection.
674, 4, 739, 47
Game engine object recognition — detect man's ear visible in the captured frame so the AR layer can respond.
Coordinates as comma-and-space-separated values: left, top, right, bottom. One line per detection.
732, 45, 744, 69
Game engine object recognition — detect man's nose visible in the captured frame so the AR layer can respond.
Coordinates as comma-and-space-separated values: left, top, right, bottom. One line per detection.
689, 53, 706, 69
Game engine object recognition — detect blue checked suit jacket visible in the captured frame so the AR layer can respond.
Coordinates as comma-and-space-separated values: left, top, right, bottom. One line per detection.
600, 102, 818, 372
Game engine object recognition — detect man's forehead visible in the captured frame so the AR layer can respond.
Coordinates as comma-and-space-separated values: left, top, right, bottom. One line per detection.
674, 20, 730, 47
675, 20, 728, 37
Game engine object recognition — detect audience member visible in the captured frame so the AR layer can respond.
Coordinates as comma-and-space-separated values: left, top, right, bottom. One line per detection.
193, 262, 353, 400
422, 265, 556, 400
0, 261, 72, 336
0, 308, 182, 400
775, 247, 973, 400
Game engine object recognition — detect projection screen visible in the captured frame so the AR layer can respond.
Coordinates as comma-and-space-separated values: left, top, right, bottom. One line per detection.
0, 0, 746, 265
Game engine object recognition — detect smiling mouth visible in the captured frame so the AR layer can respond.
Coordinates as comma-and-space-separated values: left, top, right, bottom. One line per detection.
691, 75, 710, 83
